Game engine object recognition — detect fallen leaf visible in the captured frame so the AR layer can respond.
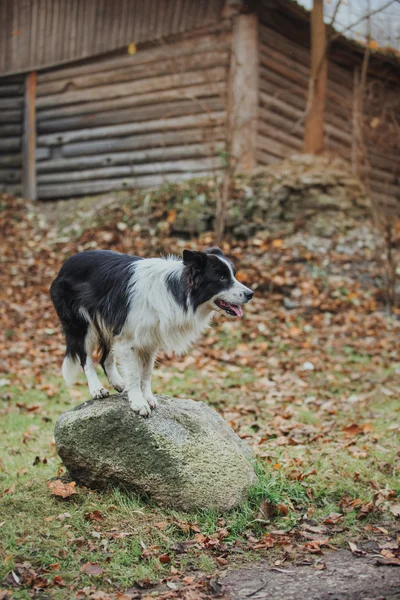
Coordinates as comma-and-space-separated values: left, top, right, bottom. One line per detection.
349, 541, 366, 556
85, 510, 104, 523
127, 43, 136, 55
342, 423, 362, 436
47, 480, 77, 499
80, 562, 104, 576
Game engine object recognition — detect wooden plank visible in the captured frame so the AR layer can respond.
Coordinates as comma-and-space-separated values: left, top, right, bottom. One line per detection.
367, 149, 400, 172
259, 106, 304, 136
37, 111, 226, 147
38, 169, 223, 199
0, 137, 21, 151
369, 179, 400, 197
37, 82, 226, 121
36, 66, 227, 108
0, 97, 24, 110
259, 24, 354, 89
37, 49, 230, 96
259, 76, 307, 111
259, 90, 303, 121
324, 123, 352, 146
369, 190, 400, 209
255, 149, 282, 166
258, 121, 303, 151
0, 83, 24, 96
37, 142, 225, 173
260, 60, 351, 120
37, 30, 232, 84
257, 134, 297, 159
260, 52, 309, 89
0, 154, 22, 167
22, 72, 37, 201
61, 126, 226, 157
260, 75, 350, 128
260, 42, 310, 81
37, 157, 222, 184
37, 97, 225, 134
260, 64, 307, 99
229, 13, 258, 171
364, 166, 400, 185
0, 109, 22, 124
0, 183, 22, 196
0, 169, 21, 183
259, 88, 349, 142
0, 124, 22, 136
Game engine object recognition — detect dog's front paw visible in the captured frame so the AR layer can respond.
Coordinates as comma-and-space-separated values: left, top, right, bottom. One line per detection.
145, 394, 157, 410
91, 387, 109, 400
112, 381, 125, 393
129, 395, 152, 417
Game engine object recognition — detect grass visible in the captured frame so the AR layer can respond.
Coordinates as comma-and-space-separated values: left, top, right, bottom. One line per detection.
1, 340, 399, 597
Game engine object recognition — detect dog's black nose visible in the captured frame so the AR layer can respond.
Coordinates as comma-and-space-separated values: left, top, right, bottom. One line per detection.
245, 290, 254, 301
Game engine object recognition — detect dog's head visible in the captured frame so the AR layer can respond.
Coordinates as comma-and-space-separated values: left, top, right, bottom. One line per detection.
182, 247, 254, 317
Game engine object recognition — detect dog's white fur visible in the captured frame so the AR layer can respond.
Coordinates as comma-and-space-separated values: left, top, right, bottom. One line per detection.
60, 254, 252, 417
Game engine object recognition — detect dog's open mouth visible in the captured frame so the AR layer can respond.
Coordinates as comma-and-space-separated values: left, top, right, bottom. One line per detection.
215, 298, 243, 318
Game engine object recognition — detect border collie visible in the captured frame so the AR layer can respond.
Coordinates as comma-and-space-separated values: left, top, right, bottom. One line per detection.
50, 247, 253, 417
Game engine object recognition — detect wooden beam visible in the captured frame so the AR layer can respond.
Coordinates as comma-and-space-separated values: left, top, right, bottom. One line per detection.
23, 71, 37, 200
229, 13, 258, 171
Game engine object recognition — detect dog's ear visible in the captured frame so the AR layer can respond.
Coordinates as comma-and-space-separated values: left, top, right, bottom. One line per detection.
205, 247, 224, 257
183, 249, 207, 270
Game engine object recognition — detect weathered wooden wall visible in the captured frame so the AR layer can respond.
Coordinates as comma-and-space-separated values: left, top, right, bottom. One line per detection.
35, 26, 230, 198
0, 0, 225, 76
258, 23, 354, 164
257, 21, 400, 211
362, 80, 400, 212
0, 75, 24, 195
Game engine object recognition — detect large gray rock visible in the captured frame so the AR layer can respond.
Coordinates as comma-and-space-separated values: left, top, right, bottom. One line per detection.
55, 394, 257, 511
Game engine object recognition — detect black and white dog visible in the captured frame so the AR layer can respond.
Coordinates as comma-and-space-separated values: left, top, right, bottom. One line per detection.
50, 247, 253, 416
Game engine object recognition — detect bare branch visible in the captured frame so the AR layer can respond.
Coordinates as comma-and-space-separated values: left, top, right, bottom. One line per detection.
329, 0, 343, 27
330, 0, 397, 42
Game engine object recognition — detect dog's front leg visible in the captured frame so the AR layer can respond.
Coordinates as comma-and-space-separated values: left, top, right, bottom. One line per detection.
114, 341, 151, 417
138, 349, 157, 410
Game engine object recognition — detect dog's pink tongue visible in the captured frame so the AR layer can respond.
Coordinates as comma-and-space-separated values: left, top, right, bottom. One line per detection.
231, 304, 243, 318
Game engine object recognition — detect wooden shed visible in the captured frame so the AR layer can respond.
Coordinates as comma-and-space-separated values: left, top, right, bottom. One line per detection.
0, 0, 399, 209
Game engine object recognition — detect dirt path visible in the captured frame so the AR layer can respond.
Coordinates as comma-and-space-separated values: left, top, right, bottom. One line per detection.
220, 550, 400, 600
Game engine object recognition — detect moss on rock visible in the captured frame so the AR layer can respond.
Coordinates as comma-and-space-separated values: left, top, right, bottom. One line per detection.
55, 394, 257, 512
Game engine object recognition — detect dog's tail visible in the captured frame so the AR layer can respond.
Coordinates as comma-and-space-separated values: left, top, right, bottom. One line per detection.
62, 354, 81, 386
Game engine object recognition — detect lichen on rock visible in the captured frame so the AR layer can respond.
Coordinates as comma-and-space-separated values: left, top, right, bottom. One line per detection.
55, 394, 257, 512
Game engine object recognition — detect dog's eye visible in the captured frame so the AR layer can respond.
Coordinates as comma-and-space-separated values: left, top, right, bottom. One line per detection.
219, 275, 228, 282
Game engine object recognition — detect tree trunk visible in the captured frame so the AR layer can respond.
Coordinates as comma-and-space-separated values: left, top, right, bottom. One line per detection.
304, 0, 327, 154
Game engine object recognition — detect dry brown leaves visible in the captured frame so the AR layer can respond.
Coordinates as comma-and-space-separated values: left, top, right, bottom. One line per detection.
47, 479, 77, 498
2, 192, 400, 597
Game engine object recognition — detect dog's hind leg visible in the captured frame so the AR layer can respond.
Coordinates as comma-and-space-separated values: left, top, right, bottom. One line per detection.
138, 349, 157, 410
61, 320, 87, 386
84, 327, 109, 400
101, 348, 125, 393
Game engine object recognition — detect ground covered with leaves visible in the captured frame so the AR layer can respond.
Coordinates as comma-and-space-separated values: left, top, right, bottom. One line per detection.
1, 185, 400, 600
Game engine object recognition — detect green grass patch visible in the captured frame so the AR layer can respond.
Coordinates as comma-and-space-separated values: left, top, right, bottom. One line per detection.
1, 361, 399, 597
